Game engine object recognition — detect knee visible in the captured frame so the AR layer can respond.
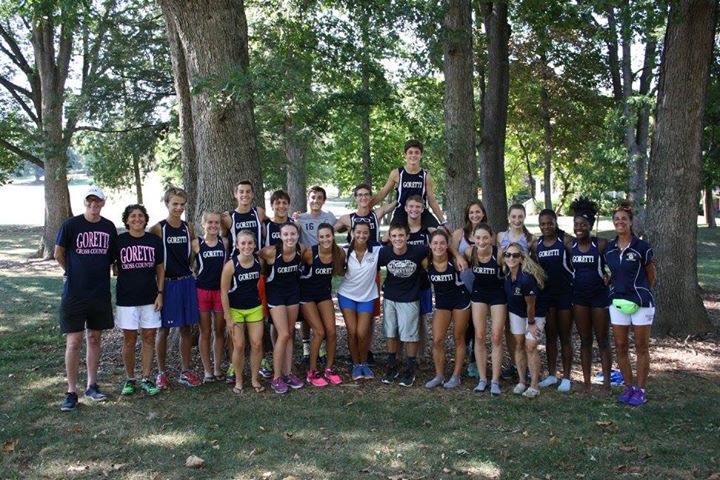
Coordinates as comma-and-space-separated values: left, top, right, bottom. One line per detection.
491, 332, 503, 346
314, 326, 326, 340
86, 332, 101, 348
615, 339, 629, 355
66, 334, 83, 351
432, 336, 445, 349
579, 334, 593, 350
250, 338, 263, 351
141, 330, 156, 344
634, 341, 649, 356
525, 342, 537, 354
475, 332, 486, 344
123, 334, 137, 348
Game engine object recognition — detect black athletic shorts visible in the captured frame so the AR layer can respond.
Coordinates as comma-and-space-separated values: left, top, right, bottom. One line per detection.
59, 295, 114, 333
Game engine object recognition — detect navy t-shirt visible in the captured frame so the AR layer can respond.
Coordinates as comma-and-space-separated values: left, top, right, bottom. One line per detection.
505, 269, 547, 318
378, 244, 429, 302
604, 235, 655, 307
56, 215, 118, 298
116, 232, 163, 306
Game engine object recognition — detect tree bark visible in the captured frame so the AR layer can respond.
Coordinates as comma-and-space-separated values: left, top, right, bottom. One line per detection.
442, 0, 477, 230
133, 154, 143, 204
704, 185, 717, 228
284, 119, 307, 214
159, 0, 263, 222
359, 6, 372, 187
645, 0, 716, 336
162, 9, 198, 224
480, 1, 510, 234
31, 17, 73, 259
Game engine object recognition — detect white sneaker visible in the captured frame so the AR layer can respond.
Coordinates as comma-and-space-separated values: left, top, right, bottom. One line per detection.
522, 387, 540, 398
512, 383, 527, 395
538, 375, 558, 388
557, 378, 572, 392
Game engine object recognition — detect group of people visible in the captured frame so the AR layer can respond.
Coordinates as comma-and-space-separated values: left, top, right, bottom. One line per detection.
55, 139, 657, 411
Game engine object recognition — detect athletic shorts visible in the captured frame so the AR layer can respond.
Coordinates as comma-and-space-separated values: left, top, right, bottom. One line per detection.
435, 293, 471, 311
338, 294, 376, 314
573, 289, 610, 309
383, 299, 420, 342
230, 305, 264, 324
419, 287, 433, 315
59, 295, 114, 333
509, 312, 546, 342
266, 287, 300, 308
471, 288, 507, 306
299, 292, 332, 305
609, 305, 655, 326
116, 304, 161, 330
161, 276, 199, 328
197, 288, 223, 313
539, 290, 573, 310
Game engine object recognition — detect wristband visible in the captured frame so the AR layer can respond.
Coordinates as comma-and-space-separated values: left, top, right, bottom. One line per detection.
527, 319, 536, 325
157, 291, 163, 295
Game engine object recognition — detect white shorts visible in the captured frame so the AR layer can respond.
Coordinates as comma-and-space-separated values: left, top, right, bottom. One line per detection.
509, 312, 546, 342
609, 306, 655, 326
383, 299, 420, 342
116, 305, 161, 330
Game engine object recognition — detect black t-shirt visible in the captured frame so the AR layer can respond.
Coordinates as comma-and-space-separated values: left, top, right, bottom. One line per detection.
115, 232, 164, 306
56, 215, 118, 298
378, 244, 429, 302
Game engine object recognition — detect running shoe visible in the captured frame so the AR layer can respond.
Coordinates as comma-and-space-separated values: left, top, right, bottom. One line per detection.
398, 369, 415, 387
84, 384, 107, 402
351, 364, 364, 381
538, 375, 558, 388
443, 375, 461, 390
501, 365, 517, 380
473, 379, 488, 393
259, 360, 272, 379
271, 377, 289, 394
627, 388, 647, 407
203, 374, 215, 384
557, 378, 572, 392
424, 376, 444, 389
226, 365, 236, 384
140, 378, 161, 396
594, 369, 624, 386
490, 381, 501, 397
617, 385, 636, 404
366, 350, 376, 367
306, 369, 329, 387
381, 365, 399, 384
522, 387, 540, 398
121, 379, 136, 396
179, 370, 202, 387
512, 383, 527, 395
155, 372, 170, 390
467, 362, 479, 378
323, 368, 343, 385
284, 373, 304, 389
361, 364, 374, 380
61, 392, 78, 412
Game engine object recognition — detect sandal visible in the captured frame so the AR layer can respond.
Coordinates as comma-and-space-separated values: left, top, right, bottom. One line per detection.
214, 373, 226, 382
232, 386, 243, 395
252, 384, 265, 393
203, 375, 216, 384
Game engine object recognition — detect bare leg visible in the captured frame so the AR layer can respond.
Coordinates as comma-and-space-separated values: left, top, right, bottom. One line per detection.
634, 325, 651, 389
212, 313, 226, 377
557, 308, 574, 379
612, 325, 634, 387
592, 307, 611, 392
472, 303, 489, 381
342, 309, 360, 364
247, 321, 264, 388
513, 334, 527, 387
544, 306, 559, 377
122, 330, 138, 378
451, 308, 470, 378
431, 309, 451, 378
231, 323, 246, 390
318, 300, 337, 369
65, 332, 83, 393
156, 326, 169, 371
489, 304, 507, 383
574, 305, 593, 390
179, 326, 193, 371
140, 328, 157, 378
526, 339, 541, 390
199, 311, 213, 377
302, 302, 325, 372
85, 329, 102, 388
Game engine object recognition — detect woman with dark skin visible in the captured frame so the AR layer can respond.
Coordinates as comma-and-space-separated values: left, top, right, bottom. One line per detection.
531, 209, 574, 392
569, 197, 611, 393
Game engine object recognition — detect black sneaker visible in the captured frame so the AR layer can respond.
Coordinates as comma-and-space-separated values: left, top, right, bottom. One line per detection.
381, 365, 399, 384
84, 384, 107, 402
501, 365, 517, 381
398, 369, 416, 387
61, 392, 78, 411
366, 350, 376, 367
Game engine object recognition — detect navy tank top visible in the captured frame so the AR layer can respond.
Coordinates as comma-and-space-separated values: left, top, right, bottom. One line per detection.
394, 167, 427, 215
346, 211, 380, 243
228, 255, 262, 309
229, 208, 262, 253
195, 238, 226, 290
407, 227, 429, 247
264, 219, 293, 248
471, 246, 504, 292
300, 245, 334, 298
428, 260, 469, 305
571, 238, 606, 294
265, 246, 301, 294
160, 220, 192, 278
536, 234, 573, 294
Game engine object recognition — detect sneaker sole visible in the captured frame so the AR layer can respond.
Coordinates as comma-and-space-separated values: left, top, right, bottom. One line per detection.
84, 395, 107, 402
399, 378, 415, 387
178, 380, 200, 387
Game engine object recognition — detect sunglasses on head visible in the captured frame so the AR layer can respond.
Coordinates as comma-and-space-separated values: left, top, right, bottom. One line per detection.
503, 252, 522, 259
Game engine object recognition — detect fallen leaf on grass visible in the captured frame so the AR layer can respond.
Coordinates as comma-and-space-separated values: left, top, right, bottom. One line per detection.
618, 445, 638, 453
261, 472, 273, 479
387, 475, 407, 480
72, 424, 84, 433
596, 421, 619, 433
549, 435, 560, 445
282, 476, 301, 480
2, 439, 19, 452
707, 473, 720, 480
67, 465, 89, 472
615, 465, 644, 474
185, 455, 205, 468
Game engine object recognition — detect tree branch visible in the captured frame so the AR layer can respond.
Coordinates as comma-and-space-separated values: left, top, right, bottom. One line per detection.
74, 122, 169, 134
0, 77, 39, 124
0, 22, 34, 75
0, 138, 44, 168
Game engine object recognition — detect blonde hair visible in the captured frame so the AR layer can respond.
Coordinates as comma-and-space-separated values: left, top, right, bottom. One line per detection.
163, 187, 187, 204
503, 241, 546, 290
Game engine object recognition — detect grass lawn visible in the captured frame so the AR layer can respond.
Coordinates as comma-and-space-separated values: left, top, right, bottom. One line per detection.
1, 225, 719, 480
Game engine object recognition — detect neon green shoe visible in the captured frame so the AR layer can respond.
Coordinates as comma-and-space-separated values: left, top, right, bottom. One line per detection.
140, 378, 161, 396
121, 379, 136, 396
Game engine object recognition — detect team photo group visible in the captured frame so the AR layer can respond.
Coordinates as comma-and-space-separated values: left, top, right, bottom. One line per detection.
55, 139, 656, 412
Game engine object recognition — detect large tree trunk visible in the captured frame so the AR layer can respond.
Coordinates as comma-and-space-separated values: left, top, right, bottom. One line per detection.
359, 7, 372, 187
480, 1, 510, 234
704, 185, 717, 228
133, 154, 143, 204
284, 119, 307, 214
442, 0, 477, 230
645, 0, 716, 336
163, 9, 198, 224
159, 0, 262, 222
32, 18, 73, 259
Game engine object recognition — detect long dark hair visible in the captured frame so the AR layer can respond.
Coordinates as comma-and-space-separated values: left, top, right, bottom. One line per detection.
317, 223, 345, 275
427, 229, 450, 264
463, 200, 488, 240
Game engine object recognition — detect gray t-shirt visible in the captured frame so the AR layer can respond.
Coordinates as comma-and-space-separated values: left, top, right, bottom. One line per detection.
297, 211, 337, 246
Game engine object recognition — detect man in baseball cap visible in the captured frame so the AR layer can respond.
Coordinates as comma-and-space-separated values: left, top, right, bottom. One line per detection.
84, 186, 105, 201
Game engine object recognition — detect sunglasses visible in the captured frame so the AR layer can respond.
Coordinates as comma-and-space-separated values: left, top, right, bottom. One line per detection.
503, 252, 522, 259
